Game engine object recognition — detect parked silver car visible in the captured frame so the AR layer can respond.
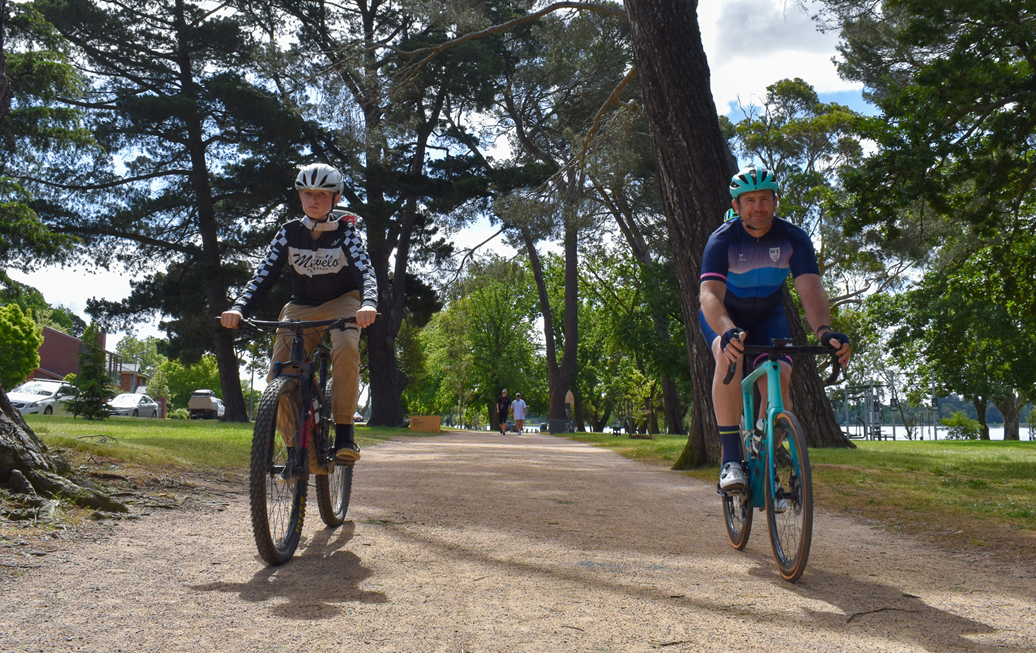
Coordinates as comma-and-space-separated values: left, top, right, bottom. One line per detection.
6, 380, 78, 415
108, 393, 161, 418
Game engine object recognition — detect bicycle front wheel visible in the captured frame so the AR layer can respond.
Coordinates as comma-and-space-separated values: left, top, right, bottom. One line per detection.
316, 386, 353, 526
249, 376, 309, 565
765, 411, 813, 582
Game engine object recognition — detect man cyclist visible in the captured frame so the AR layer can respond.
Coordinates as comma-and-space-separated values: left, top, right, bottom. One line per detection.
221, 163, 378, 463
700, 165, 851, 491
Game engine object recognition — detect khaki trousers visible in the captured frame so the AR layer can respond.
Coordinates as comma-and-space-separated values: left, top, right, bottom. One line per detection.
269, 292, 362, 425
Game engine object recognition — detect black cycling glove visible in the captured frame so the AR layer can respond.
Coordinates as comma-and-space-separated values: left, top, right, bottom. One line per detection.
720, 327, 745, 353
819, 330, 850, 349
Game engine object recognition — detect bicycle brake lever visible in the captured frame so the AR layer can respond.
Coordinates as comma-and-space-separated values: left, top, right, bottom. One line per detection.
722, 361, 737, 385
824, 353, 841, 385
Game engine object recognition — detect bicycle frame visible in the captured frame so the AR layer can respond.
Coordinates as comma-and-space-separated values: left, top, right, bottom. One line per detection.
248, 317, 352, 471
726, 340, 841, 509
739, 360, 795, 510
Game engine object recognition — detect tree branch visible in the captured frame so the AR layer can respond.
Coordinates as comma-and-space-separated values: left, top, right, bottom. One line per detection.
392, 2, 627, 84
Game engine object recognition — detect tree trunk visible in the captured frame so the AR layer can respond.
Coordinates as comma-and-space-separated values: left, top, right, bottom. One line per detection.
660, 375, 684, 434
601, 186, 686, 435
367, 319, 408, 427
172, 11, 247, 422
784, 290, 855, 448
625, 0, 735, 466
971, 398, 990, 440
995, 392, 1026, 442
522, 226, 579, 421
0, 378, 125, 513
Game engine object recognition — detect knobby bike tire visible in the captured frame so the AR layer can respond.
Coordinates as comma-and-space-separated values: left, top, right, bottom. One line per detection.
765, 411, 813, 582
249, 376, 309, 565
316, 385, 353, 526
723, 428, 753, 550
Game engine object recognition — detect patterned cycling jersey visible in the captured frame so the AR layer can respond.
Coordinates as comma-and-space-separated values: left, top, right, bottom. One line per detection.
700, 216, 819, 315
231, 212, 378, 316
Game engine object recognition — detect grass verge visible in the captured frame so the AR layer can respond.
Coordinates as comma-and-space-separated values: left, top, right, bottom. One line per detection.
25, 415, 415, 472
562, 431, 1036, 558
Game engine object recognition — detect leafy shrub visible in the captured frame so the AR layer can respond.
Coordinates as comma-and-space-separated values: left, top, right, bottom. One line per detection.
942, 411, 980, 440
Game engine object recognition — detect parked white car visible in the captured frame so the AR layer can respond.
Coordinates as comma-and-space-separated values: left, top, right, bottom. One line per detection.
6, 380, 78, 415
108, 393, 161, 418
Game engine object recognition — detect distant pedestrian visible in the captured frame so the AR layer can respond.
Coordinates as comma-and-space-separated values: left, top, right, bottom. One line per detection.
496, 389, 511, 435
511, 393, 528, 434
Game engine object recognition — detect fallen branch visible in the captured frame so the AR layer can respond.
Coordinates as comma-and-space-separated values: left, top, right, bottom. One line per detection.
846, 606, 922, 623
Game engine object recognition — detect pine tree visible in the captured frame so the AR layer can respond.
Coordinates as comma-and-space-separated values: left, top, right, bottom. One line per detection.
69, 322, 114, 420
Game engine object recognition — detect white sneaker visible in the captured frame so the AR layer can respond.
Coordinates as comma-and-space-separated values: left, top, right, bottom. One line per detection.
773, 497, 789, 513
719, 462, 747, 491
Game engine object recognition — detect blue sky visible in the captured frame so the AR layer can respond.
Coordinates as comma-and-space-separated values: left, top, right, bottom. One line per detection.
13, 0, 875, 348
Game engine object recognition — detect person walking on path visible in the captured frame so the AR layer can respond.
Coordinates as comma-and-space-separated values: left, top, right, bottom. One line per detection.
511, 393, 528, 434
496, 389, 512, 435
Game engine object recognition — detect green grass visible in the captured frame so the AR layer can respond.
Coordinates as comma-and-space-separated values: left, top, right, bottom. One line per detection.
561, 431, 692, 465
807, 440, 1036, 534
25, 415, 414, 472
560, 431, 1036, 552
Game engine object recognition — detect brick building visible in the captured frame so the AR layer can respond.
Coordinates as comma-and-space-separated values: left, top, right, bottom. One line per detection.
31, 326, 122, 385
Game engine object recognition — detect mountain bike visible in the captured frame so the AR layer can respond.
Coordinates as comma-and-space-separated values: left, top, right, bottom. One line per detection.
720, 338, 842, 582
233, 316, 360, 565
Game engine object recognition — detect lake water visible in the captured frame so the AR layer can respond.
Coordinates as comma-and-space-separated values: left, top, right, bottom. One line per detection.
841, 425, 1034, 442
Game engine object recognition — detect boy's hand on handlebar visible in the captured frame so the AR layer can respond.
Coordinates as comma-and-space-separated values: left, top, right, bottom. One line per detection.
820, 330, 852, 367
220, 310, 242, 330
720, 327, 746, 364
355, 306, 377, 328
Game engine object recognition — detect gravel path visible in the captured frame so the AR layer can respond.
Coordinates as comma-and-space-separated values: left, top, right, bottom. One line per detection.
1, 430, 1034, 652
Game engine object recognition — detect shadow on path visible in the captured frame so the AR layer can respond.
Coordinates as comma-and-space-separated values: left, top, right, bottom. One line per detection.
191, 521, 387, 620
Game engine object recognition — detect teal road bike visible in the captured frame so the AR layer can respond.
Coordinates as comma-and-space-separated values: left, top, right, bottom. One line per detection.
721, 338, 842, 582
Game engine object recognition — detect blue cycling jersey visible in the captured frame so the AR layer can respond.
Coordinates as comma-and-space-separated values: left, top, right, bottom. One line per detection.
700, 216, 819, 314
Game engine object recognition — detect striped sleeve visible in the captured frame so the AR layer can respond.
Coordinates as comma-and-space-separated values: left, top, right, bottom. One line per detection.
344, 226, 379, 308
231, 227, 290, 316
700, 229, 729, 284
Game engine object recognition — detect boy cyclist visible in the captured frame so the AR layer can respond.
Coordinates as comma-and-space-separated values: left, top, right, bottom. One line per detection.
221, 163, 378, 462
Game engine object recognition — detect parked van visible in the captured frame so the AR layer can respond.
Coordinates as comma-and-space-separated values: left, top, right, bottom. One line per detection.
187, 389, 224, 420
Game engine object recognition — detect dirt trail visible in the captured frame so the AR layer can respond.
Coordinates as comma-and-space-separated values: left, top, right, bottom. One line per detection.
1, 430, 1034, 652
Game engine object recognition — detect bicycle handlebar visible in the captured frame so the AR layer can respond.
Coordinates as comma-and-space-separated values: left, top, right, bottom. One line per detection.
721, 342, 843, 386
216, 313, 381, 337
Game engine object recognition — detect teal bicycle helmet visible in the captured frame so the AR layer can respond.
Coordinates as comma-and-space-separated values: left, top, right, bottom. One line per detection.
729, 165, 780, 199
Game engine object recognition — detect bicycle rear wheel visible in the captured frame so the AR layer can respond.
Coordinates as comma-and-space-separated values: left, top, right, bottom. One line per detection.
249, 376, 309, 565
723, 490, 753, 550
765, 411, 813, 582
316, 386, 353, 526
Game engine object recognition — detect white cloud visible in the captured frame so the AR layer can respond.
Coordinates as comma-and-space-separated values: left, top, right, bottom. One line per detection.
10, 266, 163, 348
698, 0, 860, 114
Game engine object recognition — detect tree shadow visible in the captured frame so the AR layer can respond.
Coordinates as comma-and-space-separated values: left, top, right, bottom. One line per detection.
190, 520, 387, 620
747, 563, 1001, 651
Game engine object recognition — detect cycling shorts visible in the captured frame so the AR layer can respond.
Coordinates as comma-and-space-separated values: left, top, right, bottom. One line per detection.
699, 304, 793, 368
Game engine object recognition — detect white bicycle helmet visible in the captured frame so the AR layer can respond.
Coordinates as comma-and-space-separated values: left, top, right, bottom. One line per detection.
294, 163, 343, 194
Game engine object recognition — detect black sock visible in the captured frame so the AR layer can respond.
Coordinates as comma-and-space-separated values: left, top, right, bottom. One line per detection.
334, 424, 355, 450
719, 425, 741, 466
